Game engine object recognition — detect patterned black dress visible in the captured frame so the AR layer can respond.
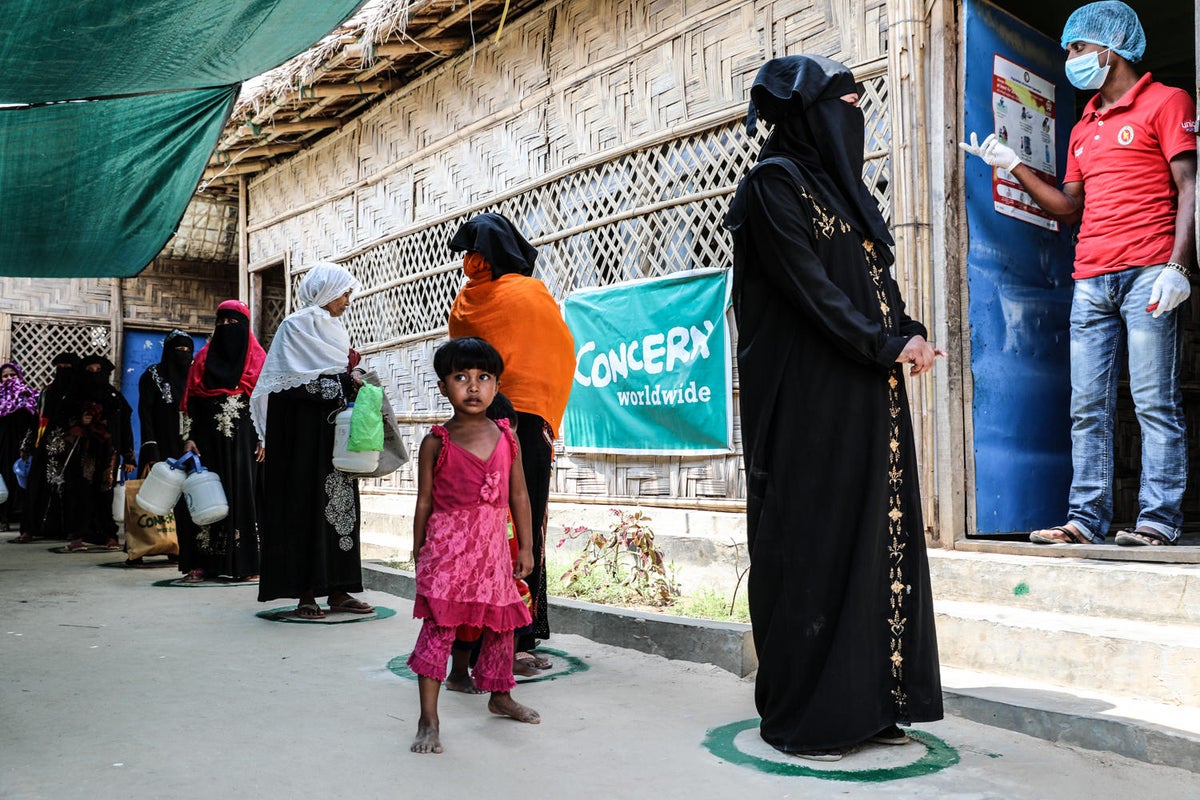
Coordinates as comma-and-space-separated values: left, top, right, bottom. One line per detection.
257, 374, 362, 601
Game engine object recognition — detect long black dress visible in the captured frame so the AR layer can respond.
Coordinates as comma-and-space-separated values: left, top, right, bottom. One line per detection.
184, 394, 261, 578
257, 374, 362, 602
727, 161, 942, 752
22, 373, 85, 540
0, 408, 35, 529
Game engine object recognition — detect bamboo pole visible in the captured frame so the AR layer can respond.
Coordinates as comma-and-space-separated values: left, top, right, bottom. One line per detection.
887, 0, 939, 542
239, 175, 249, 306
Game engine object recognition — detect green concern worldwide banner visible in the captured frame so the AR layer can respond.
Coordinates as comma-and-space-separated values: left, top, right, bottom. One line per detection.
562, 269, 732, 455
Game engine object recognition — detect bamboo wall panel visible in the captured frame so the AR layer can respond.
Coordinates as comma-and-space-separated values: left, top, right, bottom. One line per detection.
122, 259, 238, 329
248, 0, 893, 504
159, 195, 239, 264
0, 278, 112, 319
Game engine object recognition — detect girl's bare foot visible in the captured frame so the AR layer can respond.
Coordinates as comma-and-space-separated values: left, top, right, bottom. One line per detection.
445, 673, 484, 694
487, 692, 540, 723
411, 716, 442, 754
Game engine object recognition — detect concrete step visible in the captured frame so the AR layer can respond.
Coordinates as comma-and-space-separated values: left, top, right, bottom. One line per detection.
942, 667, 1200, 774
930, 549, 1200, 627
935, 600, 1200, 707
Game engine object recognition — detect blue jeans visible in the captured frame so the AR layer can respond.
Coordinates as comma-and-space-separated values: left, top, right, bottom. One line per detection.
1067, 266, 1186, 542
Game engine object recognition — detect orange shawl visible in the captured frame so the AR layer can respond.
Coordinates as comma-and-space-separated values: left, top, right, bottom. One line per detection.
448, 253, 575, 436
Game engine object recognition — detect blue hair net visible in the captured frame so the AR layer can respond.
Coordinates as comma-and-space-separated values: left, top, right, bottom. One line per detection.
1060, 1, 1146, 63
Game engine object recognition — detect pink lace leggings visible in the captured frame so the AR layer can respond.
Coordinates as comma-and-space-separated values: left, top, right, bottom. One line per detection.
407, 620, 516, 693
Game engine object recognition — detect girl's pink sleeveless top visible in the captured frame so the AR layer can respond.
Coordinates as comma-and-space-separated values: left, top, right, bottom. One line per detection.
413, 419, 531, 631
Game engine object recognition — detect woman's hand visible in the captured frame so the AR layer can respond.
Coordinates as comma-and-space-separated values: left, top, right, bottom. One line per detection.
184, 439, 201, 456
515, 548, 533, 580
255, 442, 266, 463
896, 336, 947, 376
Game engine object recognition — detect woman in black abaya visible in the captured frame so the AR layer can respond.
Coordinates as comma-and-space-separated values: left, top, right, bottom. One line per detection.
179, 302, 266, 581
251, 264, 372, 618
724, 55, 944, 760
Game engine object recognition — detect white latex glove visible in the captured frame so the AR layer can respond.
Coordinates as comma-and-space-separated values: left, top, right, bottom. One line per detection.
958, 132, 1021, 171
1147, 267, 1191, 318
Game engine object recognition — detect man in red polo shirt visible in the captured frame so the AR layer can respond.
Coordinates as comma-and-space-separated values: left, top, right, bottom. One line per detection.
961, 1, 1196, 546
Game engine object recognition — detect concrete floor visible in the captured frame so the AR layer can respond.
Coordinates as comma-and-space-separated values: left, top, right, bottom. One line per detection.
1, 541, 1195, 800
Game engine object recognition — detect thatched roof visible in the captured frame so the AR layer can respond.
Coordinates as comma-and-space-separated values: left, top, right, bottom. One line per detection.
200, 0, 547, 196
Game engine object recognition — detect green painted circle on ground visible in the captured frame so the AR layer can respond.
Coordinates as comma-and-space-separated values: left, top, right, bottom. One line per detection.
152, 578, 259, 587
702, 718, 959, 782
387, 646, 588, 683
256, 605, 397, 624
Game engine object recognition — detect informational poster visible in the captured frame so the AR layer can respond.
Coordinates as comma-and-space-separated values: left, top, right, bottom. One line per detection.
562, 269, 732, 455
991, 54, 1059, 231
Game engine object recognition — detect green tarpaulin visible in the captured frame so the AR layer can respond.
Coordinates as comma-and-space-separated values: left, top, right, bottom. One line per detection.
0, 0, 365, 278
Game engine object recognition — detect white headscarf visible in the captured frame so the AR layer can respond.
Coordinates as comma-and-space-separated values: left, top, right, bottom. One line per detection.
250, 263, 362, 439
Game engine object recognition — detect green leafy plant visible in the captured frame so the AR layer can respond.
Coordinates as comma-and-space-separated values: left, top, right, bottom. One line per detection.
557, 509, 680, 605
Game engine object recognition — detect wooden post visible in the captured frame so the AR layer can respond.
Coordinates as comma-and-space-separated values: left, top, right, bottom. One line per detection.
239, 175, 249, 306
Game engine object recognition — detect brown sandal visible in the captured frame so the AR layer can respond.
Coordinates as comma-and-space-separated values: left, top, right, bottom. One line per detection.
1115, 528, 1174, 547
1029, 524, 1090, 544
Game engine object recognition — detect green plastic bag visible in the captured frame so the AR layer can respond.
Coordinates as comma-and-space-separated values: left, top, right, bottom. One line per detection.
348, 384, 384, 452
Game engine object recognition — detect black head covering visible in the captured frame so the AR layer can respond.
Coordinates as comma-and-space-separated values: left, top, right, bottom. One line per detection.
203, 304, 251, 391
79, 354, 117, 406
730, 54, 893, 248
448, 212, 539, 279
159, 329, 194, 401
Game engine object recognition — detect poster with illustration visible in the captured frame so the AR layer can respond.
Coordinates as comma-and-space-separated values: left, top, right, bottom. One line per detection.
991, 54, 1059, 230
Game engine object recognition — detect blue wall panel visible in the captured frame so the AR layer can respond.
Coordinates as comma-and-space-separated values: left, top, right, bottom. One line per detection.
964, 0, 1077, 533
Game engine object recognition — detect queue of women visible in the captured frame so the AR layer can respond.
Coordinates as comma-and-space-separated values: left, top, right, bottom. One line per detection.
4, 53, 946, 760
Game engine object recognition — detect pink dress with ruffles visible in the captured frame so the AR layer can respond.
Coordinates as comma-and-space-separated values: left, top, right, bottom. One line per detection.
413, 419, 531, 632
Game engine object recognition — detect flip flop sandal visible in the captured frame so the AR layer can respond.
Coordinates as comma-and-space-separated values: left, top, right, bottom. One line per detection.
869, 725, 911, 745
515, 651, 552, 669
327, 598, 374, 614
295, 603, 326, 619
1115, 528, 1174, 547
1029, 525, 1089, 544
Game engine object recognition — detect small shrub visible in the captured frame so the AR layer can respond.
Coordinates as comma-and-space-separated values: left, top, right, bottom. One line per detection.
557, 509, 680, 605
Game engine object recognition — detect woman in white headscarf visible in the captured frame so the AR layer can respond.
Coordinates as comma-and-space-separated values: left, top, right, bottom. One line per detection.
252, 263, 374, 618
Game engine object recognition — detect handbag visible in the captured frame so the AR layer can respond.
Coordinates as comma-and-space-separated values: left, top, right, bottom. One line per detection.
123, 478, 179, 559
353, 371, 409, 478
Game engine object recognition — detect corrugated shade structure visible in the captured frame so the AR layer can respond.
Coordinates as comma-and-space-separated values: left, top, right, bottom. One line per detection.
0, 0, 365, 278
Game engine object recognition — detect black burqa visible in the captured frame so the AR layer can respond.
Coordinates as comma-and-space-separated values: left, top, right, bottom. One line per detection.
137, 330, 194, 468
725, 55, 942, 753
180, 309, 263, 580
21, 353, 81, 538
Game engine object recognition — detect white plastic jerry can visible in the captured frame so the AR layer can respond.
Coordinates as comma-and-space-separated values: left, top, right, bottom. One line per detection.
136, 459, 188, 515
0, 471, 8, 505
332, 403, 380, 473
183, 459, 229, 525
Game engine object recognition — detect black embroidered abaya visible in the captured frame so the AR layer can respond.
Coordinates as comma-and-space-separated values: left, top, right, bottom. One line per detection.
725, 55, 942, 753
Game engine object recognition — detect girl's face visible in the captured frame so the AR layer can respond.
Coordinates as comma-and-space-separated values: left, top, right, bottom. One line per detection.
438, 368, 499, 416
0, 367, 17, 381
323, 291, 352, 318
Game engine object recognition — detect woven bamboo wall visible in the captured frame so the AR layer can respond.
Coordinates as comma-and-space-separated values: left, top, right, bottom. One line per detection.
247, 0, 893, 502
0, 258, 236, 388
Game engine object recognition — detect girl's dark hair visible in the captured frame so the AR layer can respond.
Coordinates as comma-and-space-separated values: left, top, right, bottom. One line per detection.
486, 391, 518, 427
433, 337, 504, 380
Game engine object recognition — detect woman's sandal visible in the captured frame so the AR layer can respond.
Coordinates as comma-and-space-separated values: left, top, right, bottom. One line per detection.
1029, 524, 1090, 545
515, 651, 552, 670
327, 596, 374, 614
181, 569, 206, 583
1115, 527, 1174, 547
295, 603, 326, 619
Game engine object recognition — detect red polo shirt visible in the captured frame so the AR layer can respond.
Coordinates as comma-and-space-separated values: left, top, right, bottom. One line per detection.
1064, 73, 1196, 279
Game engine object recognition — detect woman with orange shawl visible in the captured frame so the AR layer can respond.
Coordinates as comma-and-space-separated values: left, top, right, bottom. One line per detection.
447, 213, 574, 653
177, 300, 267, 581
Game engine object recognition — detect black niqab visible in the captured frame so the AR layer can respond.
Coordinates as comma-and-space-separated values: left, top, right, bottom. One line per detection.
160, 330, 194, 402
449, 212, 539, 279
203, 308, 251, 391
729, 54, 893, 249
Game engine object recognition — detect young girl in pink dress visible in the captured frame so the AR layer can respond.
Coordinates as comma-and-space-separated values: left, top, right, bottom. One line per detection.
409, 337, 539, 754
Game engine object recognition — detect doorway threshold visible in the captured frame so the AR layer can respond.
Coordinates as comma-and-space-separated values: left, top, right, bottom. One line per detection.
955, 538, 1200, 564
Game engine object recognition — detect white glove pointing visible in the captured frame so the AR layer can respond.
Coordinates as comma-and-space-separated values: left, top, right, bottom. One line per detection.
1148, 267, 1191, 318
958, 132, 1022, 172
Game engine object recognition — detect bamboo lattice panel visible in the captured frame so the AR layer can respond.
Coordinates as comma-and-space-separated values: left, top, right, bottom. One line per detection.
249, 0, 893, 502
0, 278, 112, 319
159, 195, 239, 264
9, 317, 111, 388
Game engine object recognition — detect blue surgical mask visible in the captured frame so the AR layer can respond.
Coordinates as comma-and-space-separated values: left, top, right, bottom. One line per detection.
1065, 49, 1111, 91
